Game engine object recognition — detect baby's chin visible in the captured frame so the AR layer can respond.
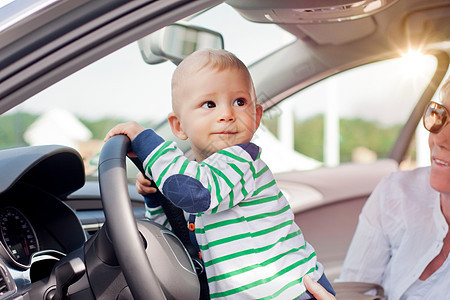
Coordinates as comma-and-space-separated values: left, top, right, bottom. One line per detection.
213, 138, 248, 151
195, 142, 235, 161
206, 142, 232, 156
194, 137, 253, 160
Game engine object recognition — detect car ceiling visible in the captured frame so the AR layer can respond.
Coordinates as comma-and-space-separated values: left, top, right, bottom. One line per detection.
227, 0, 450, 47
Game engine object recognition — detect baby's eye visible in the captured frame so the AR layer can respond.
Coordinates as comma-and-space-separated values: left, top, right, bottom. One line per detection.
201, 101, 216, 108
233, 98, 246, 106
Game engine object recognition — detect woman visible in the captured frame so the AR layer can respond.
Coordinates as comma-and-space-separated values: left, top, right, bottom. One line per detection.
336, 78, 450, 299
306, 78, 450, 299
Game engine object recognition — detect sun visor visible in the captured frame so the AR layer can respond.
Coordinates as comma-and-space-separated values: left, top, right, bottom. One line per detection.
403, 6, 450, 47
0, 145, 85, 197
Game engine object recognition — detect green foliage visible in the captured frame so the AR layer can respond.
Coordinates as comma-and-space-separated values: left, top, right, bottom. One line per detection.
0, 113, 37, 150
1, 112, 404, 163
261, 116, 278, 138
263, 114, 403, 163
294, 115, 324, 161
81, 118, 154, 140
0, 113, 154, 149
81, 118, 126, 140
339, 118, 401, 162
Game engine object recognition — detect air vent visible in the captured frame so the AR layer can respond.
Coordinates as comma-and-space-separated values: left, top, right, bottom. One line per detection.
0, 264, 14, 297
0, 275, 7, 294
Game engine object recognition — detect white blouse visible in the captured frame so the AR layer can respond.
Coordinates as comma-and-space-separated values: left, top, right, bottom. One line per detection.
400, 256, 450, 300
337, 167, 449, 300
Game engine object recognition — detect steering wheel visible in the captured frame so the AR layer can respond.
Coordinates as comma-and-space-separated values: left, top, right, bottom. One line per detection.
97, 135, 165, 299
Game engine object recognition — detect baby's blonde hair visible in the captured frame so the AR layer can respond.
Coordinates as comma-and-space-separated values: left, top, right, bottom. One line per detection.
171, 49, 255, 111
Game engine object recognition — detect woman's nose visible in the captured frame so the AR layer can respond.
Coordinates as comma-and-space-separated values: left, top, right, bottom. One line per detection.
432, 125, 450, 149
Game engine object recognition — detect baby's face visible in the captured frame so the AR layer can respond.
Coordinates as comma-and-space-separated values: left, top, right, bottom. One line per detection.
174, 67, 262, 161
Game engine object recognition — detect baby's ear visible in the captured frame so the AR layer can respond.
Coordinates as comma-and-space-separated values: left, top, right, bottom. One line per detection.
168, 112, 188, 140
255, 104, 263, 128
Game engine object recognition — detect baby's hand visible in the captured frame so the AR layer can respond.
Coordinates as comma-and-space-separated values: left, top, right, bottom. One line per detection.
136, 172, 158, 195
104, 121, 145, 142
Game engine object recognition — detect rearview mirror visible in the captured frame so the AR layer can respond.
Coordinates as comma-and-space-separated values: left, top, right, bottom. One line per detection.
138, 23, 224, 65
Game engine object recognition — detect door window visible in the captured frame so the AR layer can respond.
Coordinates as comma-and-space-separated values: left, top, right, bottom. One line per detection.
261, 54, 438, 171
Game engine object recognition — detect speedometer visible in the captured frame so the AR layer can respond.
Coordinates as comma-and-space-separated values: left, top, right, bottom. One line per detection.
0, 207, 39, 266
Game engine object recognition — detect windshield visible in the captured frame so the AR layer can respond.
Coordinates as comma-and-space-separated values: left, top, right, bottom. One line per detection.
0, 1, 442, 182
0, 3, 296, 178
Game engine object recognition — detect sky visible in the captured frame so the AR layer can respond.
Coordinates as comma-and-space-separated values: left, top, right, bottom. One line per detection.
290, 55, 438, 126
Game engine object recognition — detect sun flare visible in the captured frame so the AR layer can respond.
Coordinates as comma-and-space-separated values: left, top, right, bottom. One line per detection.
400, 49, 430, 77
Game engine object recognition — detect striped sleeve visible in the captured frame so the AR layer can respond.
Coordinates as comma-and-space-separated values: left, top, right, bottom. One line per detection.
135, 139, 257, 215
143, 194, 170, 228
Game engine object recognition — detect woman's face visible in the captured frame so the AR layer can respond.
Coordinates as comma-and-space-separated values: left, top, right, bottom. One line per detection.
429, 85, 450, 195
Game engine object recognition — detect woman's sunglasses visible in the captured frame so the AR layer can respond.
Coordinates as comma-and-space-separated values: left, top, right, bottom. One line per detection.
423, 101, 449, 133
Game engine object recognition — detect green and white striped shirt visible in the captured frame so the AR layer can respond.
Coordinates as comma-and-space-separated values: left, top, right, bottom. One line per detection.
133, 129, 323, 299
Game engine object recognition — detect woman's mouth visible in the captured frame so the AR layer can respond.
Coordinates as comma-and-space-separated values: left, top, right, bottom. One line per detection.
433, 157, 450, 166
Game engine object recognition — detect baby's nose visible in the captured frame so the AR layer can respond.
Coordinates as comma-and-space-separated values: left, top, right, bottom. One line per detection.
219, 106, 235, 122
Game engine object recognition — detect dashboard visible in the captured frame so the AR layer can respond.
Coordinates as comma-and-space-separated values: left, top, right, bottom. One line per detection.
0, 183, 85, 271
0, 145, 87, 297
0, 144, 147, 299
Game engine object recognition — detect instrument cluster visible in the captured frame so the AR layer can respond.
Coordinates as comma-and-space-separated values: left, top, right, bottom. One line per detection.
0, 206, 40, 267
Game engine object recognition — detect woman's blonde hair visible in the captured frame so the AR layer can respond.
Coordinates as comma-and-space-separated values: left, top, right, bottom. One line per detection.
441, 77, 450, 102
